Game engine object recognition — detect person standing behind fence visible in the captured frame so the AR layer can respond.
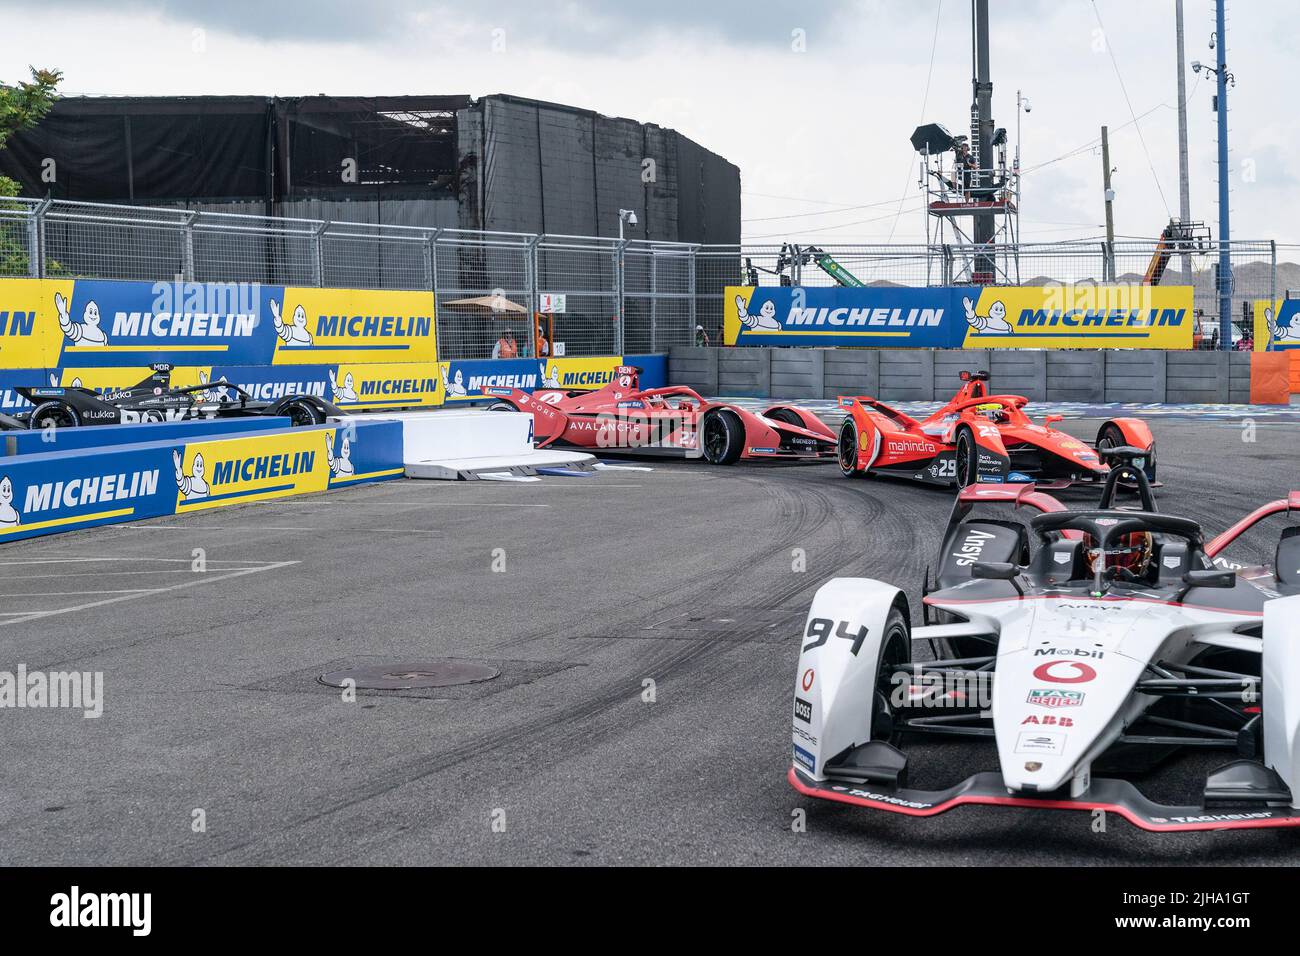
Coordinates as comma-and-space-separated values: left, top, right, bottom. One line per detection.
493, 329, 519, 359
695, 324, 711, 347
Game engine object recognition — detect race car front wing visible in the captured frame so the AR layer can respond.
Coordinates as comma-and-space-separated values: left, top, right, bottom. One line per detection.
789, 767, 1300, 832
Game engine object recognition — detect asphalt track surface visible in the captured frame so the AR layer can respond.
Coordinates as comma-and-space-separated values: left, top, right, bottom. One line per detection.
3, 414, 1300, 865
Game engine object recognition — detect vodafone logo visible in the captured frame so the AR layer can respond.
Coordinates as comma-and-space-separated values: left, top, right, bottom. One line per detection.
1032, 660, 1096, 684
801, 669, 815, 692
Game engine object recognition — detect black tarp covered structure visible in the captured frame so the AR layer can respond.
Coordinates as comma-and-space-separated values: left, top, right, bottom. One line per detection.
0, 93, 739, 244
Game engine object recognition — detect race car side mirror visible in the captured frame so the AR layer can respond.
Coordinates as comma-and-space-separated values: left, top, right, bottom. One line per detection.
1044, 414, 1063, 426
972, 561, 1018, 580
972, 561, 1023, 595
1182, 569, 1236, 589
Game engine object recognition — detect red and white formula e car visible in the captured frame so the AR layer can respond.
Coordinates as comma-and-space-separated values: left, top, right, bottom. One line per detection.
484, 366, 837, 464
837, 370, 1155, 488
789, 459, 1300, 832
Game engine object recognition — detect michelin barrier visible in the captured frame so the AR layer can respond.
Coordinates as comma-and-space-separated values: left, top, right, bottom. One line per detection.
0, 355, 667, 415
725, 285, 1194, 349
0, 420, 404, 543
1, 415, 289, 457
0, 271, 666, 411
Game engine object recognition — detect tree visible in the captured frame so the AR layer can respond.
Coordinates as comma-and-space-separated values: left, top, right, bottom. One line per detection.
0, 67, 61, 274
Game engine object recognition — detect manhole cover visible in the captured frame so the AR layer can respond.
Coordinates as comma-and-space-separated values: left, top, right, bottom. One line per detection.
319, 662, 500, 690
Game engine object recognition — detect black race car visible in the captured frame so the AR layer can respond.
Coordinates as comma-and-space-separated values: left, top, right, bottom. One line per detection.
4, 365, 342, 430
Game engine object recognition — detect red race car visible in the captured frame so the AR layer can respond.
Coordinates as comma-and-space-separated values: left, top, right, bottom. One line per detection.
836, 370, 1155, 488
484, 366, 837, 465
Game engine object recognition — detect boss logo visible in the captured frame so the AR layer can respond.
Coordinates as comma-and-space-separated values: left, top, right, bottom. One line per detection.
793, 697, 812, 723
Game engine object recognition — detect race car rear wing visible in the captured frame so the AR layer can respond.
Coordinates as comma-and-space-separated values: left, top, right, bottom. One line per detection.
837, 395, 921, 429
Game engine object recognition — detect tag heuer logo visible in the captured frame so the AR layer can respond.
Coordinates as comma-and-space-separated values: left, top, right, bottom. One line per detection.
1027, 689, 1084, 708
1052, 552, 1070, 565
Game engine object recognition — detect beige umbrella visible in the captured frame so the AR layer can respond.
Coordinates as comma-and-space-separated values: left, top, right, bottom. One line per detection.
443, 295, 529, 315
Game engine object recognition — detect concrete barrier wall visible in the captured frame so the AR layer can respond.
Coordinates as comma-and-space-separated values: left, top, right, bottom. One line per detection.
669, 346, 1258, 403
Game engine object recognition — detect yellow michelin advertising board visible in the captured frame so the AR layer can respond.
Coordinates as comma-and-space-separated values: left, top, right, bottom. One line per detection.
725, 284, 1194, 349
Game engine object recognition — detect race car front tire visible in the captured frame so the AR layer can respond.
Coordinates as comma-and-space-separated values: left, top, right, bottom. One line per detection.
838, 419, 866, 478
487, 401, 518, 412
28, 400, 80, 430
871, 606, 911, 744
281, 399, 325, 427
702, 409, 743, 465
954, 427, 977, 488
1098, 422, 1157, 483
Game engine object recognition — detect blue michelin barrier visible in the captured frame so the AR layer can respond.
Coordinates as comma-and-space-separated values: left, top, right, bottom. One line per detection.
0, 420, 405, 543
1, 415, 291, 457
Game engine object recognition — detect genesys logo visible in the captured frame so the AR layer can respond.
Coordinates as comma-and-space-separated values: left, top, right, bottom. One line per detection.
50, 886, 151, 936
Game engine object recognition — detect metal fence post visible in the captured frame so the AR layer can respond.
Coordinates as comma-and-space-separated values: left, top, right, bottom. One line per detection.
526, 235, 540, 317
29, 198, 51, 278
616, 239, 626, 355
182, 211, 197, 282
688, 246, 697, 337
649, 250, 658, 353
312, 220, 329, 287
1270, 240, 1277, 319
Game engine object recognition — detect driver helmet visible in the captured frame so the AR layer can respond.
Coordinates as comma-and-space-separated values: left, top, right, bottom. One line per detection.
1082, 531, 1153, 577
975, 402, 1009, 424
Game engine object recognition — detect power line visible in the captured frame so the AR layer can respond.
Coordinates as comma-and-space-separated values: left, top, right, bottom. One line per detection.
741, 193, 918, 223
742, 202, 928, 241
886, 0, 944, 243
1090, 0, 1173, 217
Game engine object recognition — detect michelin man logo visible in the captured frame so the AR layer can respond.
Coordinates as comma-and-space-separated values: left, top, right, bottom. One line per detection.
325, 432, 354, 478
198, 370, 228, 402
0, 476, 20, 528
540, 363, 561, 388
174, 449, 209, 500
55, 291, 108, 347
269, 298, 313, 346
49, 372, 84, 389
329, 369, 357, 403
1264, 307, 1300, 343
440, 365, 468, 397
735, 295, 781, 332
963, 296, 1013, 334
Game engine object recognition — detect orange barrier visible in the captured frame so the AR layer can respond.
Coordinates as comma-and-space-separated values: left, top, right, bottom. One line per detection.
1289, 351, 1300, 394
1250, 352, 1292, 404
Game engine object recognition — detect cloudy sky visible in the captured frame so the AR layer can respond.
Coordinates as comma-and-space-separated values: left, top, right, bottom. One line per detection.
1, 0, 1294, 247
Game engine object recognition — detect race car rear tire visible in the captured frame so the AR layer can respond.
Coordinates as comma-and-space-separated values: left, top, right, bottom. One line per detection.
701, 409, 743, 465
487, 401, 518, 412
838, 419, 866, 478
954, 427, 977, 488
28, 400, 80, 430
281, 399, 325, 427
871, 607, 911, 744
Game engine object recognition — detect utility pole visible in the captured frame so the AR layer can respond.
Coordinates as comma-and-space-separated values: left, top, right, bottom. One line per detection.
1175, 0, 1193, 281
971, 0, 994, 278
1101, 126, 1116, 282
1213, 0, 1232, 350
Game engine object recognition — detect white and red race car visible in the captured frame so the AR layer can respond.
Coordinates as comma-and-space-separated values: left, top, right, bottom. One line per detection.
485, 366, 837, 464
789, 456, 1300, 832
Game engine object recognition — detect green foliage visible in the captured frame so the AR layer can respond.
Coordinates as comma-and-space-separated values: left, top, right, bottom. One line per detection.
0, 67, 61, 274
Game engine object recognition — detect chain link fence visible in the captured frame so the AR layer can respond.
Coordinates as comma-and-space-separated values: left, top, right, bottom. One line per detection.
0, 198, 1282, 356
